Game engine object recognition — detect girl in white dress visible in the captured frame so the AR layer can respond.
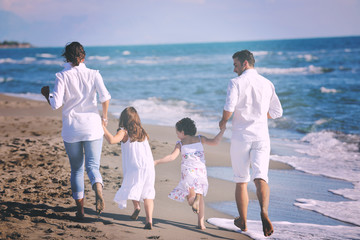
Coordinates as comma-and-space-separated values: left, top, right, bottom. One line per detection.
102, 107, 155, 230
154, 117, 225, 230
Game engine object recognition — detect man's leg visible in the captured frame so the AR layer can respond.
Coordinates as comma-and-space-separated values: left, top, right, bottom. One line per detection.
254, 178, 273, 237
234, 182, 248, 231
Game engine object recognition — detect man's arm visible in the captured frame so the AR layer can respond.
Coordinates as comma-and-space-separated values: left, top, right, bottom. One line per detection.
219, 110, 233, 130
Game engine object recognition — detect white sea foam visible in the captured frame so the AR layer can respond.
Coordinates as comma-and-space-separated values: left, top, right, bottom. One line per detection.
297, 54, 318, 62
271, 130, 360, 226
0, 57, 62, 65
122, 50, 131, 55
108, 97, 227, 138
87, 55, 110, 61
0, 58, 17, 64
252, 51, 269, 56
320, 86, 338, 93
0, 77, 13, 83
36, 53, 56, 58
242, 220, 360, 240
257, 65, 324, 75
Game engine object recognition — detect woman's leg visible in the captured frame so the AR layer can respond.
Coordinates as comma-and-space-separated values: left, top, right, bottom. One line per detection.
64, 141, 85, 217
83, 138, 104, 214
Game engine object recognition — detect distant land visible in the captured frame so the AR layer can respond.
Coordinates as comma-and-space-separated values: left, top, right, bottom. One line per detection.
0, 41, 33, 48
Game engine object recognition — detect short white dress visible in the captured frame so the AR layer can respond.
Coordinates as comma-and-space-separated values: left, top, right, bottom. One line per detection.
168, 135, 208, 202
114, 137, 155, 209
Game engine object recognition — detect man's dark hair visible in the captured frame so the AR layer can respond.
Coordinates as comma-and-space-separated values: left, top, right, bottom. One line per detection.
176, 117, 197, 136
232, 50, 255, 67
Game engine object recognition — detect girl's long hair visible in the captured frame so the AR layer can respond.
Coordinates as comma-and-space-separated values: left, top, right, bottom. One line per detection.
119, 107, 149, 142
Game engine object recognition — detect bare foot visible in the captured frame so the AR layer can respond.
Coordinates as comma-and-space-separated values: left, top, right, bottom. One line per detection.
261, 212, 273, 237
130, 208, 140, 220
144, 222, 152, 230
234, 216, 247, 232
192, 193, 200, 213
94, 183, 105, 215
197, 223, 206, 230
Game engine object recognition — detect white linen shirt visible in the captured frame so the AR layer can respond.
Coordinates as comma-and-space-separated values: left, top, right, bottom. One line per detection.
224, 69, 283, 142
50, 63, 111, 143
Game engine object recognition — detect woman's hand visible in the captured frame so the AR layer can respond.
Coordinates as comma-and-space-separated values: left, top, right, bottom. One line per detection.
41, 86, 50, 105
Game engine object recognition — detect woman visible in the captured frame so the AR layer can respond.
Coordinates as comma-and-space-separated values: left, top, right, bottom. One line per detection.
41, 42, 111, 219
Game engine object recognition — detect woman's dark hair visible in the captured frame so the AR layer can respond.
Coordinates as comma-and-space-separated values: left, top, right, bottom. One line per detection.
232, 50, 255, 67
62, 42, 86, 66
119, 107, 149, 142
176, 117, 197, 136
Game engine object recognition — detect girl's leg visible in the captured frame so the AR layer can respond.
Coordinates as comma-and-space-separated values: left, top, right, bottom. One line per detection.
187, 187, 196, 206
130, 200, 141, 220
143, 199, 154, 229
197, 195, 206, 230
192, 193, 202, 213
64, 141, 85, 216
83, 138, 104, 214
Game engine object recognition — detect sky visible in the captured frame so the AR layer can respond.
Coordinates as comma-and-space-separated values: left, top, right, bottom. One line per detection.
0, 0, 359, 47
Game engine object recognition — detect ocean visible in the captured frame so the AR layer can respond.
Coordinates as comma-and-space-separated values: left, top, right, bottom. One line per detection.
1, 36, 360, 239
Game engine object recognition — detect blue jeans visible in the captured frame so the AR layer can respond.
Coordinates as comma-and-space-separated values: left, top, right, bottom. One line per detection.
64, 138, 103, 200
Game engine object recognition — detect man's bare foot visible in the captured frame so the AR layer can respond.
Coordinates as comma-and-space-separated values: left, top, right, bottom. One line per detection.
234, 216, 247, 232
261, 212, 273, 237
192, 193, 201, 213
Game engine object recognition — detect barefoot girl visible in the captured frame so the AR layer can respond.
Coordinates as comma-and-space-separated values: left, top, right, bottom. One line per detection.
102, 107, 155, 230
154, 117, 225, 230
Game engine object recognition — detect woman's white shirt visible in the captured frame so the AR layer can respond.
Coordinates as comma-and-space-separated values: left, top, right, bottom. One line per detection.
50, 62, 111, 143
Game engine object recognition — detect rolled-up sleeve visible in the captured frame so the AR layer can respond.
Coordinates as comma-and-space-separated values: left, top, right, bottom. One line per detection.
224, 79, 238, 112
94, 71, 111, 103
268, 86, 283, 119
49, 73, 65, 110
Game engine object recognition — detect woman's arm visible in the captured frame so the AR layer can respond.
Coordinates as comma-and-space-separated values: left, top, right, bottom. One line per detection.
102, 122, 126, 144
154, 143, 181, 166
201, 128, 226, 146
101, 100, 110, 126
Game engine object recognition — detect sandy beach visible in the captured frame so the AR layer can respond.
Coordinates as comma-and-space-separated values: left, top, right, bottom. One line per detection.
0, 94, 291, 239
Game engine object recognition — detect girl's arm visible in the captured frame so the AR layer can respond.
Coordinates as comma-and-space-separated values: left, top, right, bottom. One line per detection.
201, 128, 226, 146
103, 122, 126, 144
154, 143, 181, 166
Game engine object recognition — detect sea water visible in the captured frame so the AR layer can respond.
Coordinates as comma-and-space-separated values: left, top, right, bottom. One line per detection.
1, 36, 360, 239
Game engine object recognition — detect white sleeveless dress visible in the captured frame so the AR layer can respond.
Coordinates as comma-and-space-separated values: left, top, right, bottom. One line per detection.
114, 138, 155, 209
168, 135, 208, 202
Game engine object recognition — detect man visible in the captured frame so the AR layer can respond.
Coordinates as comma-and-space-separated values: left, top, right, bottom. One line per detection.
219, 50, 282, 237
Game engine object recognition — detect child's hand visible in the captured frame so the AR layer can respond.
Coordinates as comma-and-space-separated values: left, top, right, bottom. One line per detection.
154, 160, 159, 166
220, 125, 226, 131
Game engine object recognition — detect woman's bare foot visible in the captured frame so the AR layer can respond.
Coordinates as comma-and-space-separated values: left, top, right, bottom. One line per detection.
261, 212, 273, 237
192, 193, 201, 213
234, 216, 247, 232
94, 183, 105, 215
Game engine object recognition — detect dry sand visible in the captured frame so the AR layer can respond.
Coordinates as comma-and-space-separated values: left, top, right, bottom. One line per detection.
0, 94, 291, 239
